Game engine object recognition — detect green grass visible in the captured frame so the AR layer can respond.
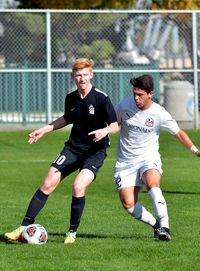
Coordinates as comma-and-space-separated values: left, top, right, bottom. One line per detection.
0, 129, 200, 271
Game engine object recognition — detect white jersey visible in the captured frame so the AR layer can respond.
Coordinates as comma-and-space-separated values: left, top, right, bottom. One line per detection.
116, 96, 180, 164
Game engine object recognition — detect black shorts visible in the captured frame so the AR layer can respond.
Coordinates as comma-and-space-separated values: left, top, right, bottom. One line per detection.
51, 145, 107, 178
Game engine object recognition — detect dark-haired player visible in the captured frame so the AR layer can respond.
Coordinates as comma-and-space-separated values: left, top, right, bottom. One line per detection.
114, 74, 200, 241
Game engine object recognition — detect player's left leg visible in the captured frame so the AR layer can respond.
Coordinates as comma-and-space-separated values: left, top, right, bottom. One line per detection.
64, 149, 106, 244
64, 168, 94, 244
148, 186, 171, 241
142, 169, 171, 241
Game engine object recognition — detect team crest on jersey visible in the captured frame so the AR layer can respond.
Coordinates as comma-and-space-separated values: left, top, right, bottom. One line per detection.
145, 117, 154, 127
89, 104, 95, 115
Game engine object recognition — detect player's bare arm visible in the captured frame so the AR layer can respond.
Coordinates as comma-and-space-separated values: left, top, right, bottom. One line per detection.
28, 116, 67, 144
88, 121, 119, 142
175, 129, 200, 156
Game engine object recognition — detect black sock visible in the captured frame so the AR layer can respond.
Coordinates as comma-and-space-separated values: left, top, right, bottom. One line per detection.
152, 219, 160, 229
22, 189, 49, 226
69, 196, 85, 232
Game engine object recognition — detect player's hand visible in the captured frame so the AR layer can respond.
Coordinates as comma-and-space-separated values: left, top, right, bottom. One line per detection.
195, 150, 200, 157
28, 125, 53, 144
28, 129, 45, 144
88, 128, 108, 142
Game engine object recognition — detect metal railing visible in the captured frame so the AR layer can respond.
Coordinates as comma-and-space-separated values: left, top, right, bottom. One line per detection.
0, 9, 199, 128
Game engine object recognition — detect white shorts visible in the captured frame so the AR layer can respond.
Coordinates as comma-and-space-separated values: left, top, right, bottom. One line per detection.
114, 157, 162, 191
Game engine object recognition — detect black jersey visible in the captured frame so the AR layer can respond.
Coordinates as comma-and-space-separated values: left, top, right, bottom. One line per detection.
63, 86, 117, 152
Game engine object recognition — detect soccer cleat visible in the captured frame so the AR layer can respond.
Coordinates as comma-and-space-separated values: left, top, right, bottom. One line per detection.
152, 220, 160, 239
64, 230, 76, 244
4, 226, 26, 241
158, 227, 171, 241
154, 228, 160, 239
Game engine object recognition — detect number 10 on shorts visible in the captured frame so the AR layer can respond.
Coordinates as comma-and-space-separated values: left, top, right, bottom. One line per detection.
53, 154, 66, 165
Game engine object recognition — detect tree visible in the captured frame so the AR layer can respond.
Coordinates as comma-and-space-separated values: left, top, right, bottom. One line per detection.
18, 0, 200, 10
79, 39, 115, 64
18, 0, 136, 9
50, 13, 127, 67
0, 13, 45, 67
152, 0, 200, 65
152, 0, 200, 10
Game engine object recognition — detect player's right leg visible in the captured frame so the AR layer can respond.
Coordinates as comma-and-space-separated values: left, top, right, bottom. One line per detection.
120, 186, 158, 227
5, 167, 62, 241
116, 183, 159, 237
114, 167, 159, 239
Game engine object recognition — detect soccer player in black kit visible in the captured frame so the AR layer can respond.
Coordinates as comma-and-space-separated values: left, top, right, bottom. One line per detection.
5, 58, 119, 244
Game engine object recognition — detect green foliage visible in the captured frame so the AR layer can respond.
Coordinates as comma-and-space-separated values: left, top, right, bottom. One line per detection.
152, 0, 200, 10
18, 0, 136, 9
1, 130, 200, 271
0, 13, 45, 66
50, 13, 127, 66
15, 13, 45, 34
79, 39, 115, 61
18, 0, 200, 10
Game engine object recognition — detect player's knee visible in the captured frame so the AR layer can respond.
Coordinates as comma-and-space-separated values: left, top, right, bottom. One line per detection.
40, 178, 58, 194
120, 194, 135, 210
73, 183, 86, 197
122, 199, 135, 211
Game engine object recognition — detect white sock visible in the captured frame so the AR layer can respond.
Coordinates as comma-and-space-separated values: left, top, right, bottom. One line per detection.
148, 187, 169, 228
127, 202, 156, 226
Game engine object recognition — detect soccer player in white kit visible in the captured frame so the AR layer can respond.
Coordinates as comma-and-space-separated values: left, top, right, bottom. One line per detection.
114, 74, 200, 241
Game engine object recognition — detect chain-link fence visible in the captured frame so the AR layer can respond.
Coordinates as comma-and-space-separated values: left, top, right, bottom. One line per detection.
0, 10, 199, 128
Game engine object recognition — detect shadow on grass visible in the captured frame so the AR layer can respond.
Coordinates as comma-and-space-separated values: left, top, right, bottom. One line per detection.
162, 190, 200, 195
0, 234, 25, 245
47, 232, 148, 242
141, 190, 200, 195
0, 232, 151, 244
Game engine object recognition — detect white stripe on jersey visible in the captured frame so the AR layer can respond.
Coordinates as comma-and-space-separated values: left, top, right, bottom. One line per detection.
94, 87, 108, 97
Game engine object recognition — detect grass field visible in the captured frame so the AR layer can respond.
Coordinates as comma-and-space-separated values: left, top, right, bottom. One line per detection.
0, 129, 200, 271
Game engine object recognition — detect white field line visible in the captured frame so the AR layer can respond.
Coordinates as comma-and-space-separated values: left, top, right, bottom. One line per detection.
0, 158, 116, 163
0, 158, 182, 165
0, 159, 50, 163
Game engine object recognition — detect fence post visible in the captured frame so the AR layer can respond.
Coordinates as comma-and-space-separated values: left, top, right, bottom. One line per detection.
192, 11, 199, 130
22, 69, 28, 125
46, 11, 52, 123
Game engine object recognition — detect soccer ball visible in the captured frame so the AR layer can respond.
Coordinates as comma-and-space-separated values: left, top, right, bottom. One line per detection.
22, 224, 48, 245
